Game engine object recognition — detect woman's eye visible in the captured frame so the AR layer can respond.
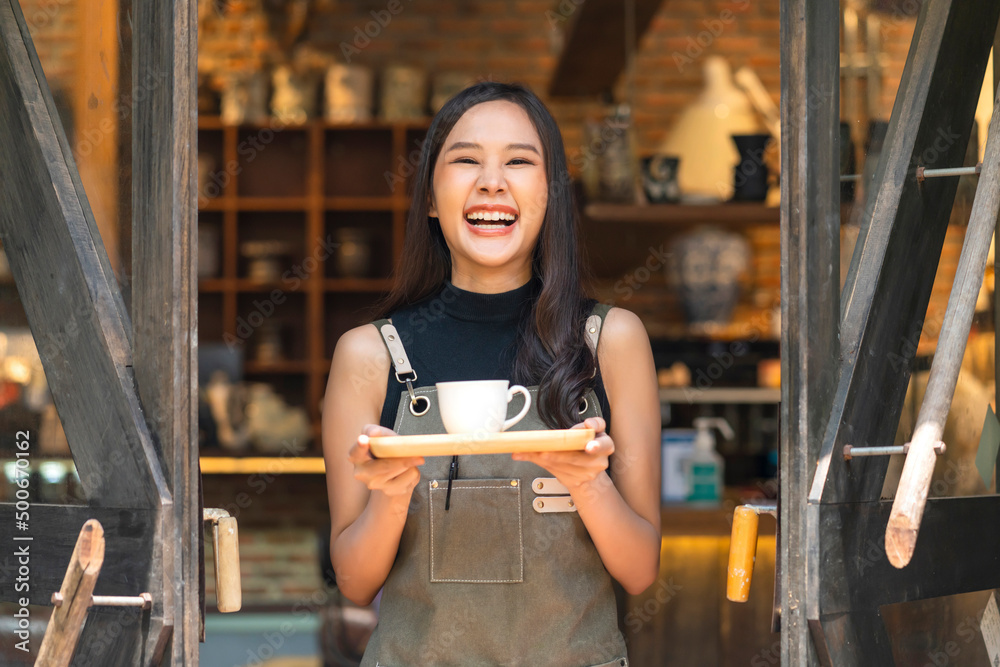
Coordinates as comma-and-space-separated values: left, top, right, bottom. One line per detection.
452, 157, 478, 164
508, 158, 534, 166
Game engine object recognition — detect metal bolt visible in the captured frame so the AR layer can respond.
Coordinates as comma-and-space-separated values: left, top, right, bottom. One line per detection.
52, 592, 152, 610
431, 481, 439, 489
536, 481, 544, 490
510, 480, 518, 487
537, 500, 544, 508
589, 327, 597, 333
388, 334, 395, 341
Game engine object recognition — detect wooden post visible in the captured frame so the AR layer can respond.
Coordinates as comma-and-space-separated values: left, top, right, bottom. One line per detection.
779, 0, 840, 664
35, 520, 105, 667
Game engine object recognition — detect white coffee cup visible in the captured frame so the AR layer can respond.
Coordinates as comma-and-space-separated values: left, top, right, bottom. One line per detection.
435, 380, 531, 435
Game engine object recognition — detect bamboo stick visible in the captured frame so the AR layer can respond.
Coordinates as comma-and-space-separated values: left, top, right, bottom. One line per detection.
886, 84, 1000, 568
35, 519, 105, 667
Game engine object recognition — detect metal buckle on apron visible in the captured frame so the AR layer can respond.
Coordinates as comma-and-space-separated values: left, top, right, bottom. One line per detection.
396, 370, 430, 417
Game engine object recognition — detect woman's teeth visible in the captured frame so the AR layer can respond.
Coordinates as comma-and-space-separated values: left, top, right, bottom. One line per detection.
465, 210, 517, 227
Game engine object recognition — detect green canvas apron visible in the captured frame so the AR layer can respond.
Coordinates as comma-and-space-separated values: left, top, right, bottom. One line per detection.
360, 304, 629, 667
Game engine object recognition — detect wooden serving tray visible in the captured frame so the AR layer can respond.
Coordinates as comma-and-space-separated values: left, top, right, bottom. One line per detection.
368, 428, 595, 458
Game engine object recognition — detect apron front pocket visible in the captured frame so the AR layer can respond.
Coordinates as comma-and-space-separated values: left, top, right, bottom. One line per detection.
428, 478, 524, 583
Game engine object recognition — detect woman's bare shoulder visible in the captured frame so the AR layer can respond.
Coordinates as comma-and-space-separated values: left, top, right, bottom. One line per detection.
599, 306, 649, 348
330, 324, 392, 389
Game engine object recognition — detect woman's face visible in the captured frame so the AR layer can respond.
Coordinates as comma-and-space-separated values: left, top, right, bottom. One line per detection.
429, 100, 548, 287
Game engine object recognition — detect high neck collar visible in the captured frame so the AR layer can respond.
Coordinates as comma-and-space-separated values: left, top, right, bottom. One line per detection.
437, 277, 539, 323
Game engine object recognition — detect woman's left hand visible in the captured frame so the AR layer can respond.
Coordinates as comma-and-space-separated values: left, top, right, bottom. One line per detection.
511, 417, 613, 491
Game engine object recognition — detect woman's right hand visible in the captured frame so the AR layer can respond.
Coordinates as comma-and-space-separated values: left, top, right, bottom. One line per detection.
348, 424, 425, 497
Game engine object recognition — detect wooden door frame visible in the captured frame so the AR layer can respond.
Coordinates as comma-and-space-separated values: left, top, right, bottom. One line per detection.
0, 0, 198, 663
781, 0, 1000, 664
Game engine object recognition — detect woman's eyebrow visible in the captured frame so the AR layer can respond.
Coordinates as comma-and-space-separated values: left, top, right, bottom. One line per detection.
444, 141, 541, 155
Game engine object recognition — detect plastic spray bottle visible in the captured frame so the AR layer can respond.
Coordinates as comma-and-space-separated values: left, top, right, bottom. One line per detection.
684, 417, 734, 506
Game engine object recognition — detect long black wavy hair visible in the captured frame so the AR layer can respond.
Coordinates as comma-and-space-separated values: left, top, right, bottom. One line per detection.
375, 82, 596, 429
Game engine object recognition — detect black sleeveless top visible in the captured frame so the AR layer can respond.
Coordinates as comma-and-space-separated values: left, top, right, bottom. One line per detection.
378, 278, 612, 430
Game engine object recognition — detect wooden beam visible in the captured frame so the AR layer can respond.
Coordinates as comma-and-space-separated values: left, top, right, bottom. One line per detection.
0, 0, 168, 508
131, 0, 200, 661
548, 0, 665, 98
779, 0, 840, 665
811, 0, 1000, 507
819, 497, 1000, 615
0, 504, 156, 601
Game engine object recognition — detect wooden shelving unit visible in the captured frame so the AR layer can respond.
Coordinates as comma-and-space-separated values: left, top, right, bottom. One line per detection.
197, 117, 430, 454
582, 202, 780, 226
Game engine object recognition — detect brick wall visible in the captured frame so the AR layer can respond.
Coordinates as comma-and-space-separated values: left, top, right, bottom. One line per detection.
197, 0, 917, 169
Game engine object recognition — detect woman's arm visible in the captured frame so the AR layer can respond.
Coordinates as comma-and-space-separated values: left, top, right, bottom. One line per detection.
513, 307, 661, 594
322, 325, 425, 606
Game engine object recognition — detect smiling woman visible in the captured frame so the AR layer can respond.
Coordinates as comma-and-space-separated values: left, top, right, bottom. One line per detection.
322, 82, 662, 667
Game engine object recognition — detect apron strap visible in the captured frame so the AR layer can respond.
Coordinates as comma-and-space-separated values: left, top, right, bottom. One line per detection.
372, 318, 415, 380
372, 318, 429, 417
585, 303, 613, 356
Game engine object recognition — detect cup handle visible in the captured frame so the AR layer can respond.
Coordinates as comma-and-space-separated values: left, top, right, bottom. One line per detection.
502, 385, 531, 431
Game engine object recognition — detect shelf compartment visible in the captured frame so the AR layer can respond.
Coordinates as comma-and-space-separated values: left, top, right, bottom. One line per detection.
244, 360, 312, 374
324, 211, 394, 280
401, 127, 429, 195
235, 292, 308, 362
236, 211, 307, 282
324, 196, 395, 210
198, 128, 226, 204
199, 292, 225, 343
324, 293, 383, 359
236, 197, 310, 211
323, 278, 393, 292
236, 128, 310, 198
237, 373, 310, 416
198, 211, 225, 280
583, 203, 780, 226
325, 129, 393, 197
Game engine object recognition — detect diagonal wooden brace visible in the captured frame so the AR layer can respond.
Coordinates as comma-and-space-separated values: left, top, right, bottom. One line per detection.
886, 80, 1000, 568
34, 520, 105, 667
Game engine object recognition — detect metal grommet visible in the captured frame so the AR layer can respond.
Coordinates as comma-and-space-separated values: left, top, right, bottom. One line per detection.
578, 397, 589, 414
409, 395, 430, 417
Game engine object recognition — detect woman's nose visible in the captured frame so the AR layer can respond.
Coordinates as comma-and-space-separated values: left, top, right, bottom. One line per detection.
477, 164, 506, 194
